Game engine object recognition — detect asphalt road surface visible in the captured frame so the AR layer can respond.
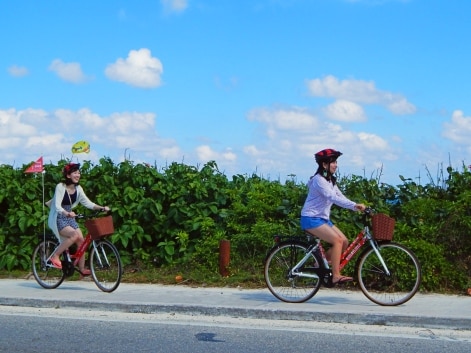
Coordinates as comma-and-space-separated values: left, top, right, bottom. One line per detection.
0, 306, 469, 353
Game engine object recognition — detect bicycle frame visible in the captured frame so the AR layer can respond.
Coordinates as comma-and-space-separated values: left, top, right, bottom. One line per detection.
337, 225, 391, 276
264, 209, 421, 305
47, 233, 94, 269
291, 224, 391, 283
33, 211, 122, 293
339, 228, 369, 270
68, 234, 92, 265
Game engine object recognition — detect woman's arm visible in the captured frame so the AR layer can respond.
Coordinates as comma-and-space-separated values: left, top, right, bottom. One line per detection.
314, 176, 357, 210
76, 185, 109, 211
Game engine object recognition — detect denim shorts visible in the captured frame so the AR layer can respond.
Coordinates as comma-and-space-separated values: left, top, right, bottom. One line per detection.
300, 216, 333, 230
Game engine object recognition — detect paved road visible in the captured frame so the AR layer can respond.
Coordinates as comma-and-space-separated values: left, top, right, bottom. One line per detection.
0, 278, 469, 330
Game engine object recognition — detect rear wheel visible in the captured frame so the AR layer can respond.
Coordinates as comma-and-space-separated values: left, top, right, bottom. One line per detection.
356, 242, 421, 306
264, 242, 322, 303
31, 241, 65, 289
90, 239, 122, 293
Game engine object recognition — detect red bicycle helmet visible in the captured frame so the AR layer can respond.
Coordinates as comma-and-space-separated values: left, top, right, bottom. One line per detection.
314, 148, 342, 164
62, 162, 80, 177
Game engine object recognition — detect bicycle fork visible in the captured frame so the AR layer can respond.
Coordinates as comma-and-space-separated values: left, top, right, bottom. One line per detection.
92, 241, 110, 269
368, 239, 391, 276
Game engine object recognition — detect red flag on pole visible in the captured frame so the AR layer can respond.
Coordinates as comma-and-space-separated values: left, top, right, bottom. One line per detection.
25, 156, 44, 173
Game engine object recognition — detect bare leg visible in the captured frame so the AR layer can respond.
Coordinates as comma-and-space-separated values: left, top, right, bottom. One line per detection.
51, 227, 78, 263
306, 224, 351, 283
75, 235, 86, 271
52, 227, 87, 271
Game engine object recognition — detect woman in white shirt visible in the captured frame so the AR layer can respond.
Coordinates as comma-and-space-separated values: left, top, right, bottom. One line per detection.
47, 163, 110, 275
300, 149, 366, 285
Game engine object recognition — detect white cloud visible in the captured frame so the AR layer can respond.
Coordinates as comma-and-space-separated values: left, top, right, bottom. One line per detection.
0, 109, 38, 137
161, 0, 188, 13
105, 49, 163, 89
196, 145, 237, 163
323, 100, 367, 122
243, 145, 265, 157
306, 75, 416, 115
443, 110, 471, 145
357, 132, 389, 150
48, 59, 89, 83
244, 106, 397, 179
248, 107, 319, 131
0, 108, 180, 166
8, 65, 29, 77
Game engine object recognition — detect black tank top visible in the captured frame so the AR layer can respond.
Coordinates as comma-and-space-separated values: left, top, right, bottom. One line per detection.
62, 189, 77, 205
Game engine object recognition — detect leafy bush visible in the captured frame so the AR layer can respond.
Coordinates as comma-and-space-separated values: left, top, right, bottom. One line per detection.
0, 159, 470, 293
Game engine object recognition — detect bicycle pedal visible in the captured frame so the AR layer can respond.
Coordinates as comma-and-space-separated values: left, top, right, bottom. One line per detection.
61, 260, 75, 277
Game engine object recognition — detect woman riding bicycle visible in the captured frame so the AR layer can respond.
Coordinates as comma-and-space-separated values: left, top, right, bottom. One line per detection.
47, 163, 110, 274
300, 148, 366, 285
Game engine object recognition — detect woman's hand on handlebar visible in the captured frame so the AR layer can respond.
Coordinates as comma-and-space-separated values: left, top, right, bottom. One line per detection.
94, 206, 111, 213
355, 204, 367, 212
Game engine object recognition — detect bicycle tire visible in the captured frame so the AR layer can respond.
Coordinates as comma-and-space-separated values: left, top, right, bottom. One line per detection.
31, 241, 65, 289
264, 241, 322, 303
356, 242, 421, 306
89, 239, 122, 293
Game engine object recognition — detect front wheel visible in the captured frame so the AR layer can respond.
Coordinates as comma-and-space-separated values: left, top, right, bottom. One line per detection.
89, 239, 122, 293
31, 241, 65, 289
356, 242, 421, 306
264, 242, 322, 303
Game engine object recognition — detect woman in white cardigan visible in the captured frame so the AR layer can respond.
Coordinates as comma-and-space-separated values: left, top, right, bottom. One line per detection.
48, 163, 110, 275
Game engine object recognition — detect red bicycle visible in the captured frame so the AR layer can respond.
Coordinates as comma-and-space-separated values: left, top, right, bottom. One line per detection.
264, 208, 421, 306
32, 211, 122, 292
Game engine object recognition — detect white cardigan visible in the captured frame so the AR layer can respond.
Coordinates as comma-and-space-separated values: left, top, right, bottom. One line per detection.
47, 183, 96, 240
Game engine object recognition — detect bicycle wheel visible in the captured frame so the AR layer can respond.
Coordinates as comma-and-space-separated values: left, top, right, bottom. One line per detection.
89, 239, 122, 293
356, 242, 421, 306
264, 242, 322, 303
31, 241, 65, 289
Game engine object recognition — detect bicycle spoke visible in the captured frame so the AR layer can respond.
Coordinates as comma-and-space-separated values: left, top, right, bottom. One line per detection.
357, 242, 421, 306
90, 240, 122, 293
264, 242, 321, 303
31, 241, 65, 289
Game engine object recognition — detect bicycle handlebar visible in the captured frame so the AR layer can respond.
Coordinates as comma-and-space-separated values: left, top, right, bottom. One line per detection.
74, 209, 112, 220
361, 207, 375, 226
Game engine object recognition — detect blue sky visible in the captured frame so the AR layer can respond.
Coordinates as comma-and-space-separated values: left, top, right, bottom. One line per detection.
2, 0, 471, 186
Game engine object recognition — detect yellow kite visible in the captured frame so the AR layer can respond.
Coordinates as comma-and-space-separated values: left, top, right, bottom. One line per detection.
71, 140, 90, 154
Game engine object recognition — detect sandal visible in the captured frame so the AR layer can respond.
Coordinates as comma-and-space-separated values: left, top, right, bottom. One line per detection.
79, 268, 91, 278
50, 257, 62, 269
332, 276, 353, 285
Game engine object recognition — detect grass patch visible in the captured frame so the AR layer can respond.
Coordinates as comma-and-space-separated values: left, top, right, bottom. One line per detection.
0, 264, 266, 289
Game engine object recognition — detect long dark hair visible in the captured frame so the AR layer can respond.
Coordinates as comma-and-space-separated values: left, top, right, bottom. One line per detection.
314, 159, 337, 185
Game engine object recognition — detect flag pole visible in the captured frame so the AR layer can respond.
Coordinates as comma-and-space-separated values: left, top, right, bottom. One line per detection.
42, 169, 46, 242
25, 156, 46, 242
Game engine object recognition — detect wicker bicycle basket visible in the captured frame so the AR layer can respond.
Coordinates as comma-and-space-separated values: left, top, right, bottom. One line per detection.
85, 216, 114, 240
371, 213, 395, 241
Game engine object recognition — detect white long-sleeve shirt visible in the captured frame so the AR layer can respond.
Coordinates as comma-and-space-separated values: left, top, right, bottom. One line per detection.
301, 174, 356, 220
47, 183, 97, 240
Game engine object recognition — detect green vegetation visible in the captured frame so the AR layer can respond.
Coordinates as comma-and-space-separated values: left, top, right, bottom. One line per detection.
0, 158, 470, 293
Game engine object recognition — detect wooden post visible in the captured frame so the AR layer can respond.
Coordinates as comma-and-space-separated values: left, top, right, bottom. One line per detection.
219, 239, 230, 277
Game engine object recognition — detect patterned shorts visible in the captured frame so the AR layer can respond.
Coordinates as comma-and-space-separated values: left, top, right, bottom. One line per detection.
57, 205, 79, 231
